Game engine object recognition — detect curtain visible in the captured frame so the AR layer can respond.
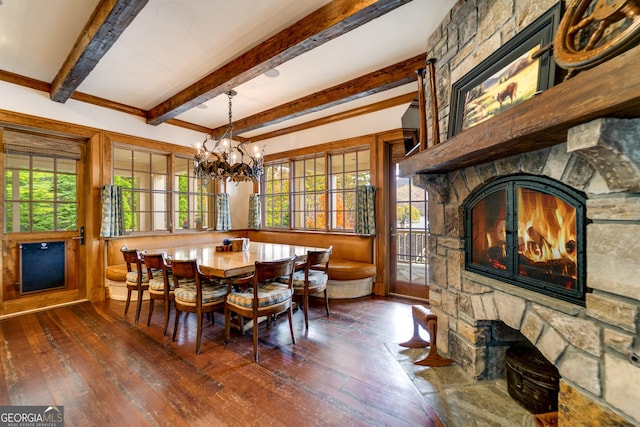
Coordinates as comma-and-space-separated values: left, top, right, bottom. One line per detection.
216, 193, 231, 231
248, 194, 261, 229
355, 185, 376, 235
100, 185, 124, 237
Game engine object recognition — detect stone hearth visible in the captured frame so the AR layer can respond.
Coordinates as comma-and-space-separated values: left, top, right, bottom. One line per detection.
417, 118, 640, 425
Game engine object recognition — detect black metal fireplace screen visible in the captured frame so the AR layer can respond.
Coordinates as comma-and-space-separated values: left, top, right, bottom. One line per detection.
464, 175, 587, 305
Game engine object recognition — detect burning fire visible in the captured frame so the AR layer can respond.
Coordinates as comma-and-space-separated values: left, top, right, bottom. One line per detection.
517, 188, 577, 264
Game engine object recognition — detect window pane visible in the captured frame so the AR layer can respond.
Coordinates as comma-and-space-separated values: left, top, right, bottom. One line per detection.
153, 211, 168, 230
56, 174, 76, 201
138, 191, 151, 212
57, 203, 77, 230
152, 175, 167, 192
19, 202, 30, 232
357, 150, 370, 170
114, 148, 132, 169
33, 157, 54, 172
33, 171, 54, 201
5, 154, 29, 169
173, 155, 215, 231
134, 152, 151, 172
137, 211, 151, 232
57, 158, 76, 173
32, 202, 54, 231
152, 154, 167, 174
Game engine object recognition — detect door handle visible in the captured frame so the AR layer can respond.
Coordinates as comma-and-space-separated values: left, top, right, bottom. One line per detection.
72, 226, 85, 245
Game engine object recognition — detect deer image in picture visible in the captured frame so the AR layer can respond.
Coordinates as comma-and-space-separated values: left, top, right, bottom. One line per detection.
494, 81, 518, 108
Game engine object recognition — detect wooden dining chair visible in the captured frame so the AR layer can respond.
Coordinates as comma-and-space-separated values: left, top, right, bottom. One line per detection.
121, 249, 149, 324
225, 255, 297, 362
143, 253, 174, 335
170, 259, 231, 355
289, 246, 332, 330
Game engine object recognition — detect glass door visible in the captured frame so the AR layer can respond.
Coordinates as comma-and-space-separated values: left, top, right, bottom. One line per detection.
2, 129, 85, 307
389, 161, 430, 300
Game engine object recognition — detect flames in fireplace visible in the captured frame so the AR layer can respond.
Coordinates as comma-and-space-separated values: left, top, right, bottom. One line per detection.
517, 188, 577, 288
465, 176, 586, 305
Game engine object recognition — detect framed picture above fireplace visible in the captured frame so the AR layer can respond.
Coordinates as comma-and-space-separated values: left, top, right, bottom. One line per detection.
447, 2, 563, 137
463, 174, 587, 306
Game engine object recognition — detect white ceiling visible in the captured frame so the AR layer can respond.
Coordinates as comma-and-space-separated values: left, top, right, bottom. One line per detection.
0, 0, 456, 144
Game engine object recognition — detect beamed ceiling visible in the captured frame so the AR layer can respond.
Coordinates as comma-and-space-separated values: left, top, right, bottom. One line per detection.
0, 0, 456, 145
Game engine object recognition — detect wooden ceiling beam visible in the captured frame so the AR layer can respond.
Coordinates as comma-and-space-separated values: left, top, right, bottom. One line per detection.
50, 0, 149, 103
212, 53, 426, 136
145, 0, 411, 126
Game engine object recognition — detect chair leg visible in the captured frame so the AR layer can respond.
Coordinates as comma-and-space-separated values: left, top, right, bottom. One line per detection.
124, 289, 132, 315
324, 289, 330, 317
303, 292, 310, 330
147, 299, 155, 326
195, 313, 203, 355
253, 315, 259, 362
224, 308, 231, 343
287, 306, 296, 344
163, 299, 170, 336
172, 309, 180, 342
135, 289, 144, 324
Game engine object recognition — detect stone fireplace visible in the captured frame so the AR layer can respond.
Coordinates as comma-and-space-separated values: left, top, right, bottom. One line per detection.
416, 118, 640, 425
464, 174, 586, 306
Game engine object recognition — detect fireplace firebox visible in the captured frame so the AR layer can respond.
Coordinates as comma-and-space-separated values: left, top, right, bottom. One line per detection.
464, 175, 587, 305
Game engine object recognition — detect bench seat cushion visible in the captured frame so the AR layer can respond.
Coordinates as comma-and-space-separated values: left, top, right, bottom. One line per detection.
328, 259, 376, 281
106, 264, 128, 282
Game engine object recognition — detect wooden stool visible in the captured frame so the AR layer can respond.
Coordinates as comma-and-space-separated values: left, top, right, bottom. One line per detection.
399, 305, 454, 367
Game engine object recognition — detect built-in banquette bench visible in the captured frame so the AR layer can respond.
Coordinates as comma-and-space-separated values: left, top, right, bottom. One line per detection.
246, 231, 376, 299
104, 230, 376, 301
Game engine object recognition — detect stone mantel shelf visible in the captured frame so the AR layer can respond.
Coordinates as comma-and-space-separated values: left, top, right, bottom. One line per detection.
399, 44, 640, 177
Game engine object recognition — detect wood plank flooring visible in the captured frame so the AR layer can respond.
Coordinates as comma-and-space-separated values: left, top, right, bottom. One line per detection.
0, 296, 443, 426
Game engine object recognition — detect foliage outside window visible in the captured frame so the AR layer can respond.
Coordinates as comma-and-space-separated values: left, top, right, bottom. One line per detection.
292, 156, 326, 230
329, 150, 370, 231
174, 156, 214, 229
262, 148, 370, 232
113, 147, 168, 232
4, 154, 77, 232
263, 162, 290, 228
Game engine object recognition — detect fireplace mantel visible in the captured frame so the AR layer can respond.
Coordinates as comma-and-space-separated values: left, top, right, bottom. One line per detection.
399, 44, 640, 177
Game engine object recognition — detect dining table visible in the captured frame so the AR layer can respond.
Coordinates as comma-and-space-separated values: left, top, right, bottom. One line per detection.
167, 240, 326, 279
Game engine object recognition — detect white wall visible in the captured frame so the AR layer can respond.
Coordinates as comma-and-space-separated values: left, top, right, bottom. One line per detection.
1, 81, 408, 229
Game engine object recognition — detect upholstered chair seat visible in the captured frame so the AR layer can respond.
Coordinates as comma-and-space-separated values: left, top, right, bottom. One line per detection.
225, 256, 297, 362
171, 259, 231, 354
121, 249, 149, 324
279, 247, 331, 330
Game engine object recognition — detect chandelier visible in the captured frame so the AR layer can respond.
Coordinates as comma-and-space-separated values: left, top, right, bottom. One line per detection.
194, 90, 264, 183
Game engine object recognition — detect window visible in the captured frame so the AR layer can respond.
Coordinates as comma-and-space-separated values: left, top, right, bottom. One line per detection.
262, 147, 370, 232
264, 162, 290, 228
113, 147, 168, 232
329, 149, 370, 231
174, 156, 214, 229
3, 128, 81, 233
4, 155, 78, 232
292, 156, 326, 229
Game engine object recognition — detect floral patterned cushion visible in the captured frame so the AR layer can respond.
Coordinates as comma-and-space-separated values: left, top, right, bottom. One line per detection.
227, 283, 292, 308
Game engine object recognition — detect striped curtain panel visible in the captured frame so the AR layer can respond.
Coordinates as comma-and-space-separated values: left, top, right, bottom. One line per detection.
100, 185, 125, 237
216, 193, 231, 231
355, 185, 376, 235
248, 194, 261, 229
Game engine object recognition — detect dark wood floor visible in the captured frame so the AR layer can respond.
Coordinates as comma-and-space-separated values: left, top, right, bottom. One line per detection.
0, 295, 443, 426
